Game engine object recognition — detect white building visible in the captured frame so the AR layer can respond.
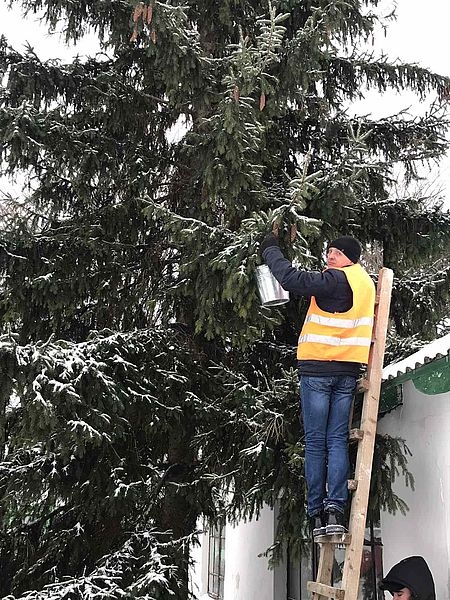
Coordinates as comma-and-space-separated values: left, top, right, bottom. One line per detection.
379, 332, 450, 600
190, 333, 450, 600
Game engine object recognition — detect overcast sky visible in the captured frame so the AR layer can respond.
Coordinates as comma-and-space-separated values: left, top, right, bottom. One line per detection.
1, 1, 448, 72
1, 0, 449, 204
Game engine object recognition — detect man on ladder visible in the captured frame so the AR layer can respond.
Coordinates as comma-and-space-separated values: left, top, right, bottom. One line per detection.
260, 233, 375, 539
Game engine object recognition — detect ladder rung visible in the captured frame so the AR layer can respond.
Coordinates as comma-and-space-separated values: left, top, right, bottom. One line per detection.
356, 377, 370, 392
349, 428, 364, 442
314, 533, 351, 545
348, 479, 358, 491
307, 581, 345, 600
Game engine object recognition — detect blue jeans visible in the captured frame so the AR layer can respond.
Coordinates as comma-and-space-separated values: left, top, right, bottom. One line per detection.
300, 375, 356, 516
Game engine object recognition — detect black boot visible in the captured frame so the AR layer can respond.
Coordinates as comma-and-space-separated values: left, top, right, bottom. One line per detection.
325, 508, 347, 535
310, 511, 327, 539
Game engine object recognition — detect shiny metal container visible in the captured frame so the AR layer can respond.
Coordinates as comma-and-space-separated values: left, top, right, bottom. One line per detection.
255, 265, 289, 307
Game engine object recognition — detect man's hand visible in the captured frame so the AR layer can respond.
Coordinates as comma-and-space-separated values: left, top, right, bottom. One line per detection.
260, 232, 279, 256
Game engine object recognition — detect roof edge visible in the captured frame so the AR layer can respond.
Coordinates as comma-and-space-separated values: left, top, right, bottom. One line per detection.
382, 332, 450, 381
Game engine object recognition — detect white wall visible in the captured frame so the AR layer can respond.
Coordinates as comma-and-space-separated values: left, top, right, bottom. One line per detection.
377, 381, 450, 599
223, 506, 275, 600
190, 505, 277, 600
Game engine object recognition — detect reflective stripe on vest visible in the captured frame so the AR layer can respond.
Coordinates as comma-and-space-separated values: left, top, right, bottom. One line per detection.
297, 263, 375, 364
298, 333, 372, 348
303, 314, 374, 329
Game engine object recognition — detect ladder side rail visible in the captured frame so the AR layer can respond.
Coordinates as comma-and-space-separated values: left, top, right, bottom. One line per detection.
341, 267, 394, 599
309, 540, 344, 600
315, 541, 335, 586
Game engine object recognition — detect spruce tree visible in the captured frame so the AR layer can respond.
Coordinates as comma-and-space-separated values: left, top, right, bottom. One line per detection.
0, 0, 449, 598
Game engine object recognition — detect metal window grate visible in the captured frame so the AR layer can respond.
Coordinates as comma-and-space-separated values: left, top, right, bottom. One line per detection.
207, 522, 225, 599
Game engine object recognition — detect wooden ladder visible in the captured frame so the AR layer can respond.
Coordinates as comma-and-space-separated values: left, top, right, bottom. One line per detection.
307, 267, 394, 600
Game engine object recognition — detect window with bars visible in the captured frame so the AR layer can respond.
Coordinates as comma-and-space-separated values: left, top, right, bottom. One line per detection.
207, 522, 225, 599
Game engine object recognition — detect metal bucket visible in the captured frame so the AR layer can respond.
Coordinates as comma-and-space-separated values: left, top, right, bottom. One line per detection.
255, 265, 289, 307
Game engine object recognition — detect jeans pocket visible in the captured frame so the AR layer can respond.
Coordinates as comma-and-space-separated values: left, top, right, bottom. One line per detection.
341, 375, 357, 393
302, 376, 330, 393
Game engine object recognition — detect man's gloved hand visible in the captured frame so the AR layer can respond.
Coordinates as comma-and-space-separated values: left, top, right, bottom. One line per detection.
260, 232, 279, 256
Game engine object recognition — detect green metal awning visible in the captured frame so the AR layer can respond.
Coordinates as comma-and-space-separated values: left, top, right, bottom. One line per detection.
380, 354, 450, 414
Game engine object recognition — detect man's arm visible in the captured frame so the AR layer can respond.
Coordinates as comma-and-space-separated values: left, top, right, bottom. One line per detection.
262, 245, 340, 298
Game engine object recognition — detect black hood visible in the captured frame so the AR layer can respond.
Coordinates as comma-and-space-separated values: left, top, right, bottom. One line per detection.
380, 556, 436, 600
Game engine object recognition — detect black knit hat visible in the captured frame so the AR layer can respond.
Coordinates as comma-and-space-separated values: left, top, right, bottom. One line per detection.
328, 236, 361, 263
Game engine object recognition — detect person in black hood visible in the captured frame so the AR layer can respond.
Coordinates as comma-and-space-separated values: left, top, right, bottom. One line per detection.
380, 556, 436, 600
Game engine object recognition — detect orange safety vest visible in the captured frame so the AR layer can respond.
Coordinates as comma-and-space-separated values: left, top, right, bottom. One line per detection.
297, 264, 375, 364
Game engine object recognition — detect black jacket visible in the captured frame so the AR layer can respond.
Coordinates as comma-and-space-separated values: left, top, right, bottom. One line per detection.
380, 556, 436, 600
262, 246, 353, 313
262, 245, 361, 377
